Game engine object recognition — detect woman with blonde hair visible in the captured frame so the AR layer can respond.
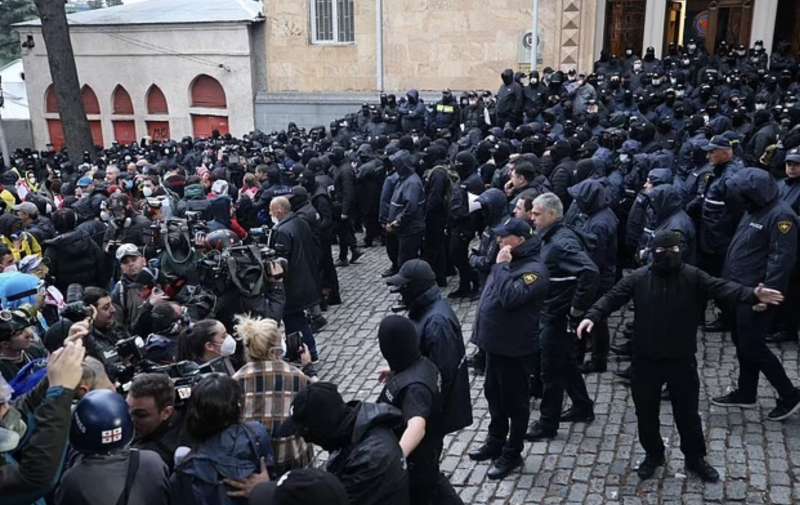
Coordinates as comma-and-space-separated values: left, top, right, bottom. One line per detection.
232, 314, 315, 476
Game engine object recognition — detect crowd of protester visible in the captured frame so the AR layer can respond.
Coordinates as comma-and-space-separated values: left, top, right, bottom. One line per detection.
1, 36, 800, 504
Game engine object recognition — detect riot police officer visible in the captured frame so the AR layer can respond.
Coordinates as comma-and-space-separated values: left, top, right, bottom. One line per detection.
712, 168, 800, 421
468, 218, 548, 480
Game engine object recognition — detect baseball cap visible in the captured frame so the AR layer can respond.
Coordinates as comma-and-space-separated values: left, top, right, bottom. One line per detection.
786, 147, 800, 163
385, 259, 436, 288
115, 243, 142, 262
493, 217, 533, 239
77, 177, 93, 188
701, 135, 732, 151
249, 468, 349, 505
15, 202, 38, 216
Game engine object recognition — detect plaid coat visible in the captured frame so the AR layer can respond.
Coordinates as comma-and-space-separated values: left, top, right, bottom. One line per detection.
233, 360, 314, 475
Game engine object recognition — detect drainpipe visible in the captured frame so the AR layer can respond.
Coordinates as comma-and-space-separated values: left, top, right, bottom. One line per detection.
531, 0, 539, 71
376, 0, 384, 92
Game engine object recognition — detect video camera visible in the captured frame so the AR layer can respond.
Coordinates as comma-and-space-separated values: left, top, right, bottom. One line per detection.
147, 356, 235, 406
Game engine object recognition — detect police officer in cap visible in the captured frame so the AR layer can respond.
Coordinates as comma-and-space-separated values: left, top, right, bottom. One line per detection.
578, 230, 785, 481
468, 217, 548, 480
385, 259, 472, 435
770, 147, 800, 343
377, 315, 463, 505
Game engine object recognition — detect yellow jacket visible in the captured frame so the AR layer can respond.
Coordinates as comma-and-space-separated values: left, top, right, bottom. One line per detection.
0, 232, 42, 262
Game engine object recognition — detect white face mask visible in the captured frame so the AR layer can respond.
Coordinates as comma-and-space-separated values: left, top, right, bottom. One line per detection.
271, 215, 280, 225
755, 103, 767, 111
220, 334, 237, 357
142, 186, 153, 197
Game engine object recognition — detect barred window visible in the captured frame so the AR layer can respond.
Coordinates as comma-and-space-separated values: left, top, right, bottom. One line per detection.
311, 0, 354, 44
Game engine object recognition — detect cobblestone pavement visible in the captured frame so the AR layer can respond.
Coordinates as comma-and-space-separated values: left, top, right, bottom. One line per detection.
314, 244, 800, 504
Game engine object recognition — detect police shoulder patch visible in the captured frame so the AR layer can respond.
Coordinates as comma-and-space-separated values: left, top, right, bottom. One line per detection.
523, 273, 539, 285
778, 220, 793, 235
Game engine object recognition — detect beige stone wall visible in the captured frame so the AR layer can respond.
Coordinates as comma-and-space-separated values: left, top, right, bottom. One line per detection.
264, 0, 377, 92
263, 0, 599, 94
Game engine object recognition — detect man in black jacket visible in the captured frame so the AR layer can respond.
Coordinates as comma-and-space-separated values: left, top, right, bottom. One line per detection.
527, 192, 598, 441
332, 148, 362, 266
577, 230, 784, 482
496, 69, 523, 127
469, 218, 549, 480
377, 315, 463, 505
271, 197, 321, 362
290, 382, 410, 505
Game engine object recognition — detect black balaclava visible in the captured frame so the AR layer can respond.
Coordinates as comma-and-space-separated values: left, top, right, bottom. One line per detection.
290, 382, 352, 452
378, 315, 421, 372
651, 230, 682, 275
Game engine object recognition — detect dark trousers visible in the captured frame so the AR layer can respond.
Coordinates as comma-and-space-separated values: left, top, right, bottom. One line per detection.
448, 231, 477, 291
398, 232, 423, 265
385, 231, 399, 271
318, 240, 341, 304
484, 352, 532, 458
336, 217, 357, 261
423, 219, 448, 284
701, 252, 729, 323
774, 268, 800, 337
283, 310, 317, 358
631, 357, 706, 460
539, 317, 593, 431
727, 303, 796, 401
408, 440, 463, 505
586, 318, 610, 365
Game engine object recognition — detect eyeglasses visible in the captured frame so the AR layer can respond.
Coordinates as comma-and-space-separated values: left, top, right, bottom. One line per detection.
654, 245, 681, 254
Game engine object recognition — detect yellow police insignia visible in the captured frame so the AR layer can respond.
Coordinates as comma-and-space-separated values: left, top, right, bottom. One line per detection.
523, 273, 538, 285
778, 221, 793, 234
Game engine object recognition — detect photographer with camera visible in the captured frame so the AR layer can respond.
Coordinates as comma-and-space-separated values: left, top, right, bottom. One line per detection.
127, 373, 187, 471
232, 315, 315, 477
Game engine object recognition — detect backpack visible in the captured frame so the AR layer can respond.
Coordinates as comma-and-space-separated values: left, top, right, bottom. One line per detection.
9, 358, 48, 401
223, 245, 266, 298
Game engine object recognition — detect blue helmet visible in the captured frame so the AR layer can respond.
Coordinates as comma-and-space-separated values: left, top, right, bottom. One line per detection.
70, 390, 134, 454
0, 272, 43, 310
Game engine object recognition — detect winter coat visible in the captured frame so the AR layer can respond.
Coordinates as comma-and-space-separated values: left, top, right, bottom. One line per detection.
43, 230, 108, 294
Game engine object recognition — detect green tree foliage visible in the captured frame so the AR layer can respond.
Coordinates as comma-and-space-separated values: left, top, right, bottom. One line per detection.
0, 0, 38, 65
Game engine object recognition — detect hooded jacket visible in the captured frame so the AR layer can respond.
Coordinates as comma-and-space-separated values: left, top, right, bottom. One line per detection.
722, 168, 798, 291
475, 237, 550, 356
387, 151, 426, 236
495, 70, 523, 124
398, 90, 426, 133
567, 179, 619, 291
644, 184, 697, 265
43, 229, 108, 293
326, 402, 409, 505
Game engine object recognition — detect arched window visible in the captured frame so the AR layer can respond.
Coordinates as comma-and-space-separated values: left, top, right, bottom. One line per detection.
190, 75, 226, 108
112, 85, 134, 115
146, 84, 169, 114
80, 85, 101, 115
45, 84, 58, 113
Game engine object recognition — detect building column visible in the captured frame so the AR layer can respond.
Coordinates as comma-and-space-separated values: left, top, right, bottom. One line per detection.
750, 0, 778, 56
643, 0, 667, 56
594, 0, 607, 60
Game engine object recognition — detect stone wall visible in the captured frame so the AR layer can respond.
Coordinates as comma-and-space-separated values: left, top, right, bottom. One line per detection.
264, 0, 600, 94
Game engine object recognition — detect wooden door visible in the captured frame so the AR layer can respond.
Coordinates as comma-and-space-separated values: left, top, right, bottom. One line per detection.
605, 0, 646, 57
89, 121, 104, 148
191, 115, 229, 139
47, 119, 64, 152
704, 0, 753, 54
146, 121, 171, 142
113, 120, 136, 145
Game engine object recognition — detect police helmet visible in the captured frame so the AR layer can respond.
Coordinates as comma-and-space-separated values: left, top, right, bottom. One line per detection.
70, 390, 134, 454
